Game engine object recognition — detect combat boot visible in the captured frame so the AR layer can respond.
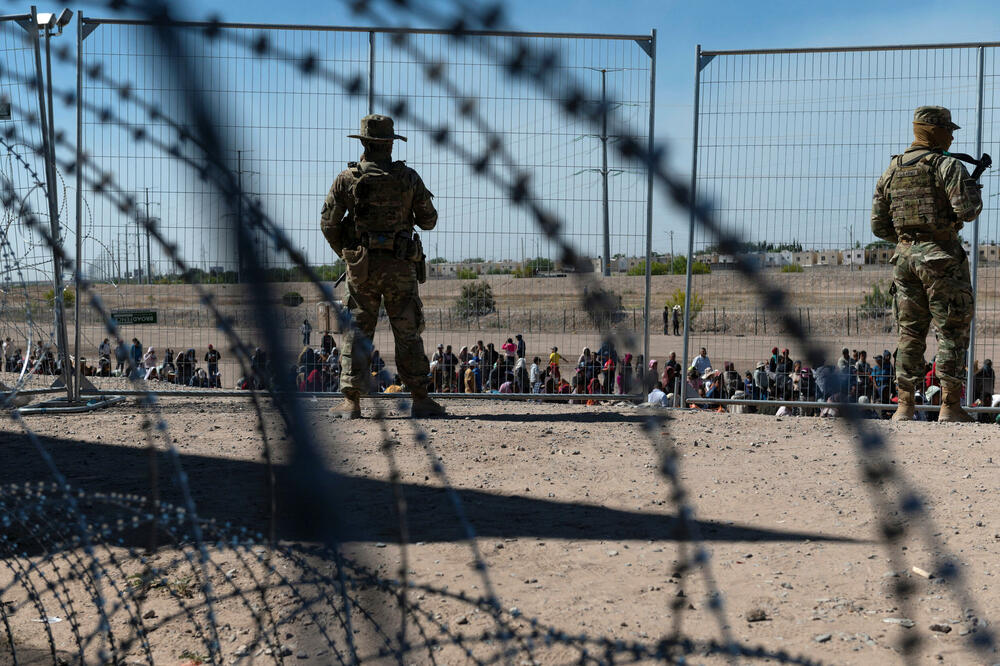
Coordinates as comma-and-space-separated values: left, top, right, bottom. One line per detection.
939, 383, 974, 423
892, 385, 915, 421
410, 385, 446, 418
331, 388, 362, 419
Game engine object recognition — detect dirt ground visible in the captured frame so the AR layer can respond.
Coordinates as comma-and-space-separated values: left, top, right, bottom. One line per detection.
3, 393, 1000, 665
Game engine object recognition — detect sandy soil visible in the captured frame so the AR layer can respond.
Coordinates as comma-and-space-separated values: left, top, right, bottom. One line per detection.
2, 396, 999, 664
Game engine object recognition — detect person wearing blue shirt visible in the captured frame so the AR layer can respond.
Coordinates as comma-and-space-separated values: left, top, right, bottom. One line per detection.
130, 337, 143, 377
873, 354, 893, 404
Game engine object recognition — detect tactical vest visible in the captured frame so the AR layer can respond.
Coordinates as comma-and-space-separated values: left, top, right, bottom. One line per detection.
348, 161, 411, 234
887, 151, 956, 236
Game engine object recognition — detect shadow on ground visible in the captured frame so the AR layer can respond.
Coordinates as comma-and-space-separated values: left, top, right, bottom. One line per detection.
1, 430, 865, 548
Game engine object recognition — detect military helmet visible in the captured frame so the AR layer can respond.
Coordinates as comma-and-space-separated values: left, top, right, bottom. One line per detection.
348, 114, 407, 142
913, 105, 960, 131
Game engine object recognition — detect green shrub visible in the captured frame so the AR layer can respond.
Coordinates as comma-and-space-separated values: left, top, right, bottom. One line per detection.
428, 257, 448, 264
669, 256, 710, 275
43, 287, 74, 308
860, 281, 893, 318
780, 263, 804, 273
664, 288, 703, 323
626, 261, 671, 276
525, 257, 554, 273
456, 268, 478, 280
455, 280, 495, 318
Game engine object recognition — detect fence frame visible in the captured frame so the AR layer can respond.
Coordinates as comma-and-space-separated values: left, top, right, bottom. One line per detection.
69, 15, 657, 397
684, 39, 997, 407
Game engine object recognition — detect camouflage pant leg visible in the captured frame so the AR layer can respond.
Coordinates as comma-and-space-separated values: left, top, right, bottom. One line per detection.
340, 253, 430, 393
917, 248, 973, 386
893, 252, 930, 391
339, 274, 381, 394
380, 259, 430, 390
893, 242, 974, 389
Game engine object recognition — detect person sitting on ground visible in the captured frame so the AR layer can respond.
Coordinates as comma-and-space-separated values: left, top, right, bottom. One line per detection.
499, 372, 515, 394
820, 394, 841, 418
646, 381, 669, 407
857, 395, 879, 419
686, 368, 704, 406
703, 369, 722, 400
190, 367, 210, 388
384, 374, 404, 393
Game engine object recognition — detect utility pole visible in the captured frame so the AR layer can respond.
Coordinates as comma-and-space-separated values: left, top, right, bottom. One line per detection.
237, 150, 244, 282
144, 188, 153, 284
580, 67, 625, 277
669, 230, 674, 265
600, 68, 611, 277
121, 230, 128, 283
233, 150, 259, 283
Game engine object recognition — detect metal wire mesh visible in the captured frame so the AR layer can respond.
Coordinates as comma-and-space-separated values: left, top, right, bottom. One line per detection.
0, 14, 64, 391
73, 20, 653, 390
688, 44, 997, 406
2, 4, 998, 664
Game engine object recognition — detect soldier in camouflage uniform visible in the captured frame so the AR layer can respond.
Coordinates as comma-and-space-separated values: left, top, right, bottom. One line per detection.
871, 106, 984, 422
321, 114, 445, 418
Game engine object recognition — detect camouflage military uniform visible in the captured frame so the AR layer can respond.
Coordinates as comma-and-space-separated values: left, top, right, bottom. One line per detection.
871, 106, 983, 420
320, 115, 440, 412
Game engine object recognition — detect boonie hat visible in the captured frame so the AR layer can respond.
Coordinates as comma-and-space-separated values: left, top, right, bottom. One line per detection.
348, 114, 407, 142
913, 105, 960, 131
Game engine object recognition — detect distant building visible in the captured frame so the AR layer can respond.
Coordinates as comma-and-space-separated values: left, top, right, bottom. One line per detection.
979, 243, 1000, 263
843, 248, 865, 265
815, 250, 841, 266
792, 251, 817, 267
867, 247, 893, 264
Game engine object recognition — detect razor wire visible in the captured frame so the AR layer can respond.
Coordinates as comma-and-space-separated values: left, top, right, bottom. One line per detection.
0, 1, 994, 664
0, 3, 948, 660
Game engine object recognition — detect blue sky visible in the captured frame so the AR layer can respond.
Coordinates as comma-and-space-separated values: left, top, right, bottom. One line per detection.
166, 0, 1000, 251
6, 0, 1000, 281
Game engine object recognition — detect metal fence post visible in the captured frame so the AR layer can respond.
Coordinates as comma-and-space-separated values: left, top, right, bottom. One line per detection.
680, 44, 702, 407
642, 29, 656, 367
367, 31, 375, 114
73, 10, 84, 402
966, 45, 985, 407
29, 6, 73, 401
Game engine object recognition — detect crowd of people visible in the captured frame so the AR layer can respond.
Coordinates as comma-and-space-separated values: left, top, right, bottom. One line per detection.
78, 337, 227, 387
645, 345, 999, 423
7, 330, 998, 422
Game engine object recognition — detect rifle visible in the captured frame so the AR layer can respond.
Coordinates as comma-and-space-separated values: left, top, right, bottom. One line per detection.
944, 151, 992, 181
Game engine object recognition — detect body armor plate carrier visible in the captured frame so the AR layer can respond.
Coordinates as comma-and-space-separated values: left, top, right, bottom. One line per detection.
887, 151, 956, 237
